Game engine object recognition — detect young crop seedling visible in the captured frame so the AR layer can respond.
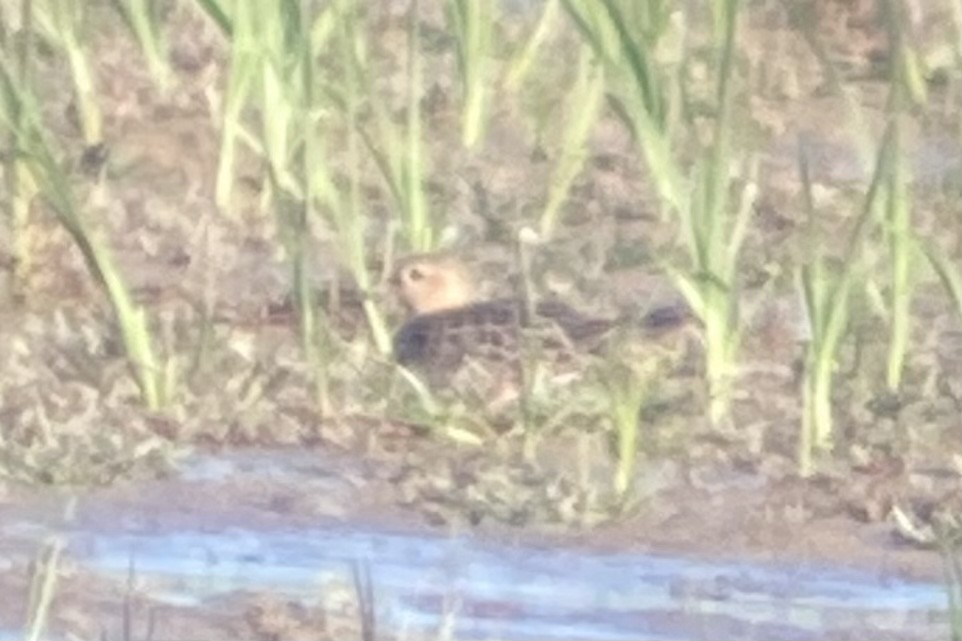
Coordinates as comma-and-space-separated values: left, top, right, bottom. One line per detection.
351, 0, 437, 253
111, 0, 171, 90
538, 44, 605, 240
30, 0, 103, 148
445, 0, 495, 149
795, 126, 892, 476
564, 0, 751, 425
0, 50, 172, 410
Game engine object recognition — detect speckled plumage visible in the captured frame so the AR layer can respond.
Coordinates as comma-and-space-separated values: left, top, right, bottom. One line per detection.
393, 297, 615, 387
389, 253, 691, 408
388, 253, 623, 405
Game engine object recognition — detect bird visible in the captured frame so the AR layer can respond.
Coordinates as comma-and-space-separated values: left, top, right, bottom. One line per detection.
389, 253, 689, 412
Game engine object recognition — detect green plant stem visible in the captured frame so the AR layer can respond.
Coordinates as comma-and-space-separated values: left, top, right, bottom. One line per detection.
25, 538, 63, 641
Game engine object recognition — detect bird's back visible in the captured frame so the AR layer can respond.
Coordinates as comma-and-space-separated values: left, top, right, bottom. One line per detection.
393, 297, 617, 384
394, 299, 522, 379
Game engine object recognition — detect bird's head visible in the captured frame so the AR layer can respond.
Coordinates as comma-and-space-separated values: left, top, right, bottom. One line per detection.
391, 253, 477, 315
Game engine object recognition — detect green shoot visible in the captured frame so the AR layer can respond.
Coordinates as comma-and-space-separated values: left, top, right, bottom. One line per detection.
796, 126, 893, 475
402, 1, 431, 252
565, 0, 750, 423
920, 234, 962, 328
0, 50, 170, 410
211, 0, 254, 210
505, 0, 560, 91
201, 0, 393, 370
326, 0, 392, 354
883, 115, 914, 393
31, 0, 102, 146
398, 369, 487, 446
25, 537, 63, 641
594, 352, 656, 497
191, 0, 232, 37
882, 0, 927, 108
2, 0, 39, 296
110, 0, 170, 90
539, 44, 605, 239
445, 0, 495, 148
880, 0, 925, 394
562, 0, 684, 212
352, 0, 436, 252
667, 0, 751, 424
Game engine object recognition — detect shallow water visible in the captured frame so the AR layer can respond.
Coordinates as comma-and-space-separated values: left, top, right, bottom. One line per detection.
71, 525, 946, 640
0, 451, 949, 641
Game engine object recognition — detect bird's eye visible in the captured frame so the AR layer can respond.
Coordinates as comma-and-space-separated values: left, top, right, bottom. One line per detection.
408, 267, 424, 281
